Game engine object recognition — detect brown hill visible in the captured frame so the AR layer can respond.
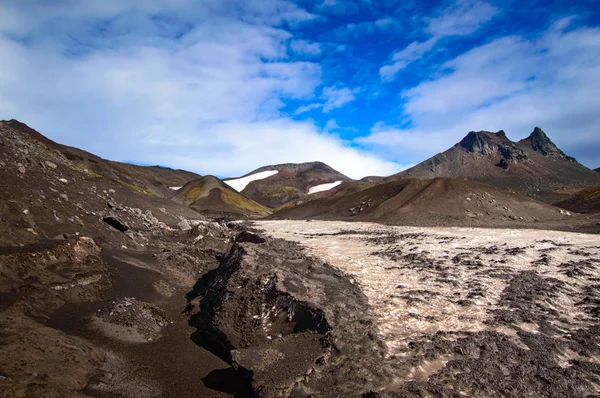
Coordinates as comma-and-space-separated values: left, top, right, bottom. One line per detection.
384, 128, 600, 203
554, 186, 600, 214
0, 120, 203, 245
225, 161, 352, 208
171, 176, 270, 218
4, 120, 200, 197
271, 177, 574, 228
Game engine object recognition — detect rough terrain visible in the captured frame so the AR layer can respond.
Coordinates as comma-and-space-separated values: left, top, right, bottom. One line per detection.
256, 220, 600, 397
3, 118, 600, 398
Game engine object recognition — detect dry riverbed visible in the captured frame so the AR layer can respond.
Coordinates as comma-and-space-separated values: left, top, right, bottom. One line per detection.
255, 220, 600, 396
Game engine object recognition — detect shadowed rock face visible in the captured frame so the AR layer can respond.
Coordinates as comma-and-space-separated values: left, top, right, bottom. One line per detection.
524, 127, 567, 157
185, 231, 390, 396
256, 220, 600, 397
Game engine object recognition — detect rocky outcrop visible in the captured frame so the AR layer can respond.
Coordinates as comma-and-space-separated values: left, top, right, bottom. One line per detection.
185, 232, 389, 396
102, 214, 129, 232
524, 127, 569, 158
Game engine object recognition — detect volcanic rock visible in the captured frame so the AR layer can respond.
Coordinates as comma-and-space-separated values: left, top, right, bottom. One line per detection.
102, 214, 129, 232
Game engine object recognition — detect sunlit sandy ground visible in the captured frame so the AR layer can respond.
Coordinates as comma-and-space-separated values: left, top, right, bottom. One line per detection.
255, 220, 600, 380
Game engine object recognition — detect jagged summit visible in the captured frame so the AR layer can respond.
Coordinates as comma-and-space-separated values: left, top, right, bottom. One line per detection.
459, 130, 511, 154
520, 127, 568, 158
391, 127, 600, 202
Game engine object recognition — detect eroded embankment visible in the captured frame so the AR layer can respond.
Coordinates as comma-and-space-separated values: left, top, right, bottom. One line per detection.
185, 230, 392, 396
255, 220, 600, 397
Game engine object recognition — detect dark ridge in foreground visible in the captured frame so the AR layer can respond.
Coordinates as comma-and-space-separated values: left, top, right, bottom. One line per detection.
185, 230, 389, 396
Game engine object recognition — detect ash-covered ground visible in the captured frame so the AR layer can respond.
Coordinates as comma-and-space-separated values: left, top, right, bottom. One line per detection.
255, 220, 600, 397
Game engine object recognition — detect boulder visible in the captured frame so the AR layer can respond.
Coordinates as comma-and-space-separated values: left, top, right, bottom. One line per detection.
177, 219, 192, 231
102, 214, 129, 232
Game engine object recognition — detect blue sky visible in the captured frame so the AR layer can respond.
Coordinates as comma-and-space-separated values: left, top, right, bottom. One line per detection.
0, 0, 599, 179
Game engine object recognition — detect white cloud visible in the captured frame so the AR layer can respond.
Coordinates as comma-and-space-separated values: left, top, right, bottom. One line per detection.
321, 86, 358, 112
0, 0, 398, 180
380, 0, 498, 82
324, 119, 340, 131
375, 16, 400, 30
290, 39, 322, 57
362, 19, 600, 168
379, 38, 438, 80
294, 103, 324, 114
426, 0, 499, 36
316, 0, 360, 16
150, 119, 403, 179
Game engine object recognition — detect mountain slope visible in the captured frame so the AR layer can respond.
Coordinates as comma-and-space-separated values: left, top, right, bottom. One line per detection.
171, 176, 270, 218
389, 128, 600, 202
595, 168, 600, 172
0, 120, 203, 245
554, 186, 600, 214
271, 177, 574, 228
4, 120, 200, 197
224, 161, 352, 208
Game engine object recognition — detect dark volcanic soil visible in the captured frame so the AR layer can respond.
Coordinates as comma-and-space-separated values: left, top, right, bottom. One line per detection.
270, 177, 600, 234
3, 118, 600, 397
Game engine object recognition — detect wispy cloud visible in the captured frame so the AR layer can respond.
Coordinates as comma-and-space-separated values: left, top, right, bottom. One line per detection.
426, 0, 499, 36
322, 86, 358, 112
364, 18, 600, 167
295, 103, 324, 114
0, 0, 401, 179
290, 39, 322, 57
380, 38, 438, 81
316, 0, 360, 16
380, 0, 498, 81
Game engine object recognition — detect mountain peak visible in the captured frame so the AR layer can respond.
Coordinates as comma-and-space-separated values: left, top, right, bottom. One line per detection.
524, 127, 561, 156
459, 130, 511, 154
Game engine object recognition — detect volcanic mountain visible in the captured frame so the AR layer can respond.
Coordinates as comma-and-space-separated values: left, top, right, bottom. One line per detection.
270, 177, 574, 228
384, 128, 600, 202
170, 176, 270, 218
224, 161, 352, 208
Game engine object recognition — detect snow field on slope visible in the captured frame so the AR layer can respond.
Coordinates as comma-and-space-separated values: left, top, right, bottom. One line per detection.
308, 181, 343, 194
224, 170, 279, 192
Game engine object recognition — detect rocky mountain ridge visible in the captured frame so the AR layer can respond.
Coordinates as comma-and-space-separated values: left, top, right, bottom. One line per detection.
386, 127, 600, 202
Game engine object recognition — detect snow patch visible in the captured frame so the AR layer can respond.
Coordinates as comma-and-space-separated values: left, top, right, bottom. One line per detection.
224, 170, 279, 192
169, 186, 182, 191
308, 181, 343, 194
